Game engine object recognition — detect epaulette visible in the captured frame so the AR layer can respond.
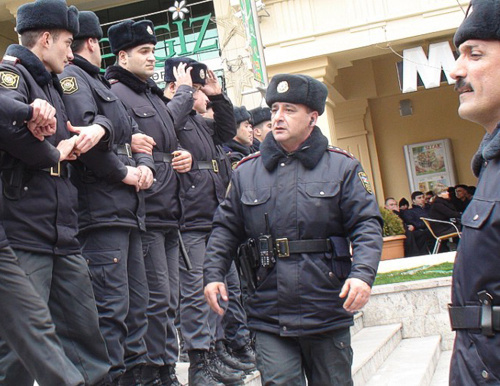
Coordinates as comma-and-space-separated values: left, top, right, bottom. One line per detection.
235, 151, 261, 169
108, 78, 119, 85
1, 55, 19, 66
327, 145, 355, 159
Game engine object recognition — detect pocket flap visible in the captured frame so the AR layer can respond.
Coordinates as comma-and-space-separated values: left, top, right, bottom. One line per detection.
305, 182, 340, 198
84, 250, 121, 266
132, 105, 156, 118
241, 188, 271, 205
95, 87, 118, 102
461, 200, 494, 229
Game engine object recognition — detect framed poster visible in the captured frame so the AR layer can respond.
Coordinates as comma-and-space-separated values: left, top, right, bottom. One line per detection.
403, 139, 457, 193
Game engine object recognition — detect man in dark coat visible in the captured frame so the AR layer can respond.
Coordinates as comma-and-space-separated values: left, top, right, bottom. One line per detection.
249, 106, 272, 151
223, 106, 253, 168
60, 11, 155, 384
448, 1, 500, 383
0, 0, 111, 384
204, 73, 382, 385
105, 19, 193, 385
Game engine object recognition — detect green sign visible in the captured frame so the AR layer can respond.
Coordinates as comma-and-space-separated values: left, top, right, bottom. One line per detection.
239, 0, 265, 84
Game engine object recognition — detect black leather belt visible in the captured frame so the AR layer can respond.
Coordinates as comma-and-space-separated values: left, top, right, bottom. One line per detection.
275, 238, 332, 258
153, 152, 173, 163
195, 160, 219, 173
114, 143, 132, 158
449, 291, 500, 336
40, 161, 68, 178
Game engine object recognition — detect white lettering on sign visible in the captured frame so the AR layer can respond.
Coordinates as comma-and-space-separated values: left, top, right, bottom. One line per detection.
402, 41, 456, 93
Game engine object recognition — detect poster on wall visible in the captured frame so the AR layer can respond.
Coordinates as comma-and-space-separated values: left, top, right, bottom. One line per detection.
403, 139, 457, 193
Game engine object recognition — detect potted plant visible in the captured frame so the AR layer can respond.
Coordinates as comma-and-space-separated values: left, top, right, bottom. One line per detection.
380, 208, 406, 260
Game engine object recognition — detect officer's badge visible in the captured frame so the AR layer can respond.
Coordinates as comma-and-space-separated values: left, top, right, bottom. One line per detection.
60, 77, 78, 95
358, 172, 373, 194
200, 69, 206, 79
0, 71, 19, 89
147, 26, 154, 35
277, 81, 289, 93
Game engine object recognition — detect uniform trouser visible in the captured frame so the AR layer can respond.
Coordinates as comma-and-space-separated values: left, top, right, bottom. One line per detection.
179, 230, 217, 351
141, 227, 179, 366
79, 227, 149, 380
0, 249, 110, 386
255, 328, 353, 386
0, 246, 84, 386
450, 330, 500, 385
216, 262, 251, 349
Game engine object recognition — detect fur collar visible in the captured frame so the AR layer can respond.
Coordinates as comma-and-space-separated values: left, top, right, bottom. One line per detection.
471, 126, 500, 177
104, 65, 165, 99
260, 126, 328, 171
72, 54, 110, 87
5, 44, 61, 93
224, 139, 251, 157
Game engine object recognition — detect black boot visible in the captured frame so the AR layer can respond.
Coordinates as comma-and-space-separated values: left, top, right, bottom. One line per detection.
188, 350, 224, 386
215, 340, 256, 373
159, 364, 181, 386
141, 365, 162, 386
207, 348, 246, 386
119, 365, 144, 386
231, 341, 257, 365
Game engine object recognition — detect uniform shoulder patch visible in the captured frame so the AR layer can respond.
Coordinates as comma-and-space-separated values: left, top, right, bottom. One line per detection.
60, 77, 78, 94
0, 71, 19, 89
327, 145, 355, 159
358, 171, 373, 194
235, 152, 261, 169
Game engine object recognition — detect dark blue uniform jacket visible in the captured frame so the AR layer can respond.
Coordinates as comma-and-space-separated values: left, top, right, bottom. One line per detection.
205, 127, 382, 336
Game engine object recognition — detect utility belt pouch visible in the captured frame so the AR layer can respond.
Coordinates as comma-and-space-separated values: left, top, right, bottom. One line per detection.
329, 236, 352, 280
1, 163, 25, 201
236, 238, 259, 293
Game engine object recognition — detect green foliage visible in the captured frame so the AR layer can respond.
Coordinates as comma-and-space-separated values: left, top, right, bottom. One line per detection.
380, 207, 405, 237
374, 262, 453, 285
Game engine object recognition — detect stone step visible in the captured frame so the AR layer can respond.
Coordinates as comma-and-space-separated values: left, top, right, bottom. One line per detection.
430, 350, 452, 386
364, 335, 441, 386
352, 323, 403, 385
351, 311, 365, 335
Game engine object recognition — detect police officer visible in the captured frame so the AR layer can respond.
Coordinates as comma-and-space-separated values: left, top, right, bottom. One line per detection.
0, 0, 110, 384
223, 106, 253, 168
59, 11, 155, 384
105, 20, 193, 385
249, 106, 272, 151
447, 1, 500, 384
204, 74, 383, 386
164, 57, 249, 385
0, 97, 85, 386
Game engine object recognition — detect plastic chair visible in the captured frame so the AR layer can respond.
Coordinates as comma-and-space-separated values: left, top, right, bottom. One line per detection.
420, 217, 461, 254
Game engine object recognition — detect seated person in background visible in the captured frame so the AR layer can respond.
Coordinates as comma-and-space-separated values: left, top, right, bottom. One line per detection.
399, 197, 410, 213
425, 190, 435, 207
384, 197, 400, 214
429, 187, 462, 236
402, 191, 434, 254
466, 185, 476, 201
385, 197, 420, 257
453, 184, 471, 213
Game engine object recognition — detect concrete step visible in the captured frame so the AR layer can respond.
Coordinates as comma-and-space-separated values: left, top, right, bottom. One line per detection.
352, 323, 403, 385
351, 311, 365, 335
365, 335, 441, 386
430, 350, 452, 386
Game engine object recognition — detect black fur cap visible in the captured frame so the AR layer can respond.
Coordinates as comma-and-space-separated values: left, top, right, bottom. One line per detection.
108, 20, 157, 55
16, 0, 79, 36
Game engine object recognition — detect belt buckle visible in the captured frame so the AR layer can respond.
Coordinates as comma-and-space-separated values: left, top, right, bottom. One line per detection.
212, 160, 219, 173
50, 162, 61, 177
276, 238, 289, 258
125, 143, 132, 158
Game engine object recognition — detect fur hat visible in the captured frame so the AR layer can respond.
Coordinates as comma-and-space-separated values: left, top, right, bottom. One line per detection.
454, 0, 500, 48
75, 11, 102, 40
16, 0, 79, 36
233, 106, 251, 124
265, 74, 328, 115
249, 107, 271, 126
164, 57, 208, 86
108, 20, 157, 55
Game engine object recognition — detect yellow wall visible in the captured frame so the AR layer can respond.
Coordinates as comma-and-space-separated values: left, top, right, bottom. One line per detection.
370, 84, 484, 202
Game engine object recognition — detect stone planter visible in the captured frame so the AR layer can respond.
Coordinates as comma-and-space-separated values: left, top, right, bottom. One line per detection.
381, 235, 406, 260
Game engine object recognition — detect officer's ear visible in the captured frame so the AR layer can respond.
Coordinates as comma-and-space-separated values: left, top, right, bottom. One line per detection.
118, 50, 128, 65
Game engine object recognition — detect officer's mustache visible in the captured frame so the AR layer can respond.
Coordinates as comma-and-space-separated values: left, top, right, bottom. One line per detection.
454, 77, 473, 93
